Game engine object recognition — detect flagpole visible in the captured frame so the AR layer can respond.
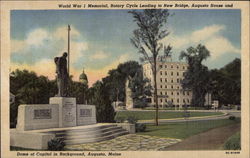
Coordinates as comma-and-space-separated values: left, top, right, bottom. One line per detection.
68, 25, 71, 77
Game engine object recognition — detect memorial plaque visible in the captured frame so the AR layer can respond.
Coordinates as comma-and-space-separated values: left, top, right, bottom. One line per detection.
34, 109, 52, 119
80, 109, 92, 117
49, 97, 77, 127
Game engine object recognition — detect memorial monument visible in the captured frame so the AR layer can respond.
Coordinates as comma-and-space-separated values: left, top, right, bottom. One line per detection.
10, 26, 131, 150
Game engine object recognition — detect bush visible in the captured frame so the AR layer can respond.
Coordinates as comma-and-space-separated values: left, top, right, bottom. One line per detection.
48, 138, 65, 151
126, 115, 138, 124
224, 132, 241, 150
229, 116, 236, 120
136, 123, 146, 132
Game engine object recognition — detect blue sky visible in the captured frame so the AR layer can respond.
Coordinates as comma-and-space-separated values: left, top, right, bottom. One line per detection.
10, 9, 241, 85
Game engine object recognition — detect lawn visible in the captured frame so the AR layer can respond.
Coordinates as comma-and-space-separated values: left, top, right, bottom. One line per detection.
137, 118, 240, 139
115, 111, 223, 120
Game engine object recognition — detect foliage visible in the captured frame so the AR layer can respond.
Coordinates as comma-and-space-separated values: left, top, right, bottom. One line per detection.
229, 116, 236, 120
129, 9, 171, 125
103, 61, 142, 102
10, 69, 57, 128
129, 69, 152, 108
135, 123, 146, 132
88, 81, 116, 123
47, 138, 65, 151
209, 58, 241, 105
179, 44, 210, 107
126, 115, 138, 124
223, 132, 241, 150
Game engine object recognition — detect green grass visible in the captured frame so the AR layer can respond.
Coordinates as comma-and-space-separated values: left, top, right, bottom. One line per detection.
223, 131, 241, 150
138, 118, 240, 139
116, 111, 223, 120
144, 107, 208, 110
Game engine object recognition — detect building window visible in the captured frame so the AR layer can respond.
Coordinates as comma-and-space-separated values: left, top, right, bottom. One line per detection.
160, 92, 163, 95
177, 72, 179, 76
159, 65, 162, 68
177, 99, 179, 103
183, 66, 185, 69
171, 92, 173, 95
183, 99, 185, 103
177, 66, 179, 69
165, 92, 167, 95
160, 71, 162, 75
177, 79, 179, 83
171, 72, 173, 76
160, 78, 162, 82
165, 85, 167, 88
165, 71, 167, 75
165, 65, 167, 68
183, 91, 185, 95
171, 65, 173, 68
177, 86, 179, 89
165, 78, 167, 82
171, 99, 174, 102
177, 92, 179, 95
160, 85, 162, 88
187, 99, 190, 103
171, 79, 173, 83
165, 99, 167, 102
171, 85, 173, 89
160, 99, 162, 103
187, 92, 189, 95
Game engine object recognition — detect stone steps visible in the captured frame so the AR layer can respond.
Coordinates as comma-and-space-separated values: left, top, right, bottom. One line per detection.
52, 124, 129, 145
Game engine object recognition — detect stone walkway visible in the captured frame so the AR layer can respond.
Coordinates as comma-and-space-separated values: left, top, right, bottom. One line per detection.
65, 134, 181, 151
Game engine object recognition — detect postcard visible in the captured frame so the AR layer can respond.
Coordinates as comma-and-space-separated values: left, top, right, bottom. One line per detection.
1, 1, 249, 158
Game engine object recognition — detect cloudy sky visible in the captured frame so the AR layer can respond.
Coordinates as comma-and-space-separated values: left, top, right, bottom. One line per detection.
11, 9, 241, 86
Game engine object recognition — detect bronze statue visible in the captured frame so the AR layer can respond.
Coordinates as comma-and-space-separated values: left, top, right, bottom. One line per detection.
54, 52, 68, 97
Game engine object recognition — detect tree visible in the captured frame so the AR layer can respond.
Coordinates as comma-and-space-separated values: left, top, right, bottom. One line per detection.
209, 58, 241, 106
103, 61, 142, 103
10, 69, 57, 127
179, 44, 210, 107
129, 9, 170, 125
88, 81, 116, 122
129, 69, 152, 108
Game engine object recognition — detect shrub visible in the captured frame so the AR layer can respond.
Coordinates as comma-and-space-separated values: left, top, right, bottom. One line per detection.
126, 115, 138, 124
224, 132, 241, 150
229, 116, 236, 120
48, 138, 65, 151
135, 123, 146, 132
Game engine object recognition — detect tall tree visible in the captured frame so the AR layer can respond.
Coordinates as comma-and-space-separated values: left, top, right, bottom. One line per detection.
209, 58, 241, 105
179, 44, 210, 107
88, 81, 116, 122
129, 9, 170, 125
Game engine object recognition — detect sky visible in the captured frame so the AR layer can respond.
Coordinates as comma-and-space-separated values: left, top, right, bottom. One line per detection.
10, 9, 241, 86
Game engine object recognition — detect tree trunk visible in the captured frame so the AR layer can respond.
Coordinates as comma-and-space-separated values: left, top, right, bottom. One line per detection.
153, 56, 159, 126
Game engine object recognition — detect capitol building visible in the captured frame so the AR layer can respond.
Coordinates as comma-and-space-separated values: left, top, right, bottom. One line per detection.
142, 56, 192, 108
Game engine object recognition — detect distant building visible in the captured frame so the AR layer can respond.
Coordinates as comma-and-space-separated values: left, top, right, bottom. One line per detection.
142, 56, 192, 108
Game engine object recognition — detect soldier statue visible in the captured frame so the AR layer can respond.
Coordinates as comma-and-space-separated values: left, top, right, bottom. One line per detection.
54, 52, 68, 97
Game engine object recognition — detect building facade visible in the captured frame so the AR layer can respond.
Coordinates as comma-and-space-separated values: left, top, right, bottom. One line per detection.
142, 56, 192, 108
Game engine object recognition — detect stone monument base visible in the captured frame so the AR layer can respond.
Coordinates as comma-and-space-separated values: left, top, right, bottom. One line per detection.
11, 97, 99, 149
10, 123, 132, 149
